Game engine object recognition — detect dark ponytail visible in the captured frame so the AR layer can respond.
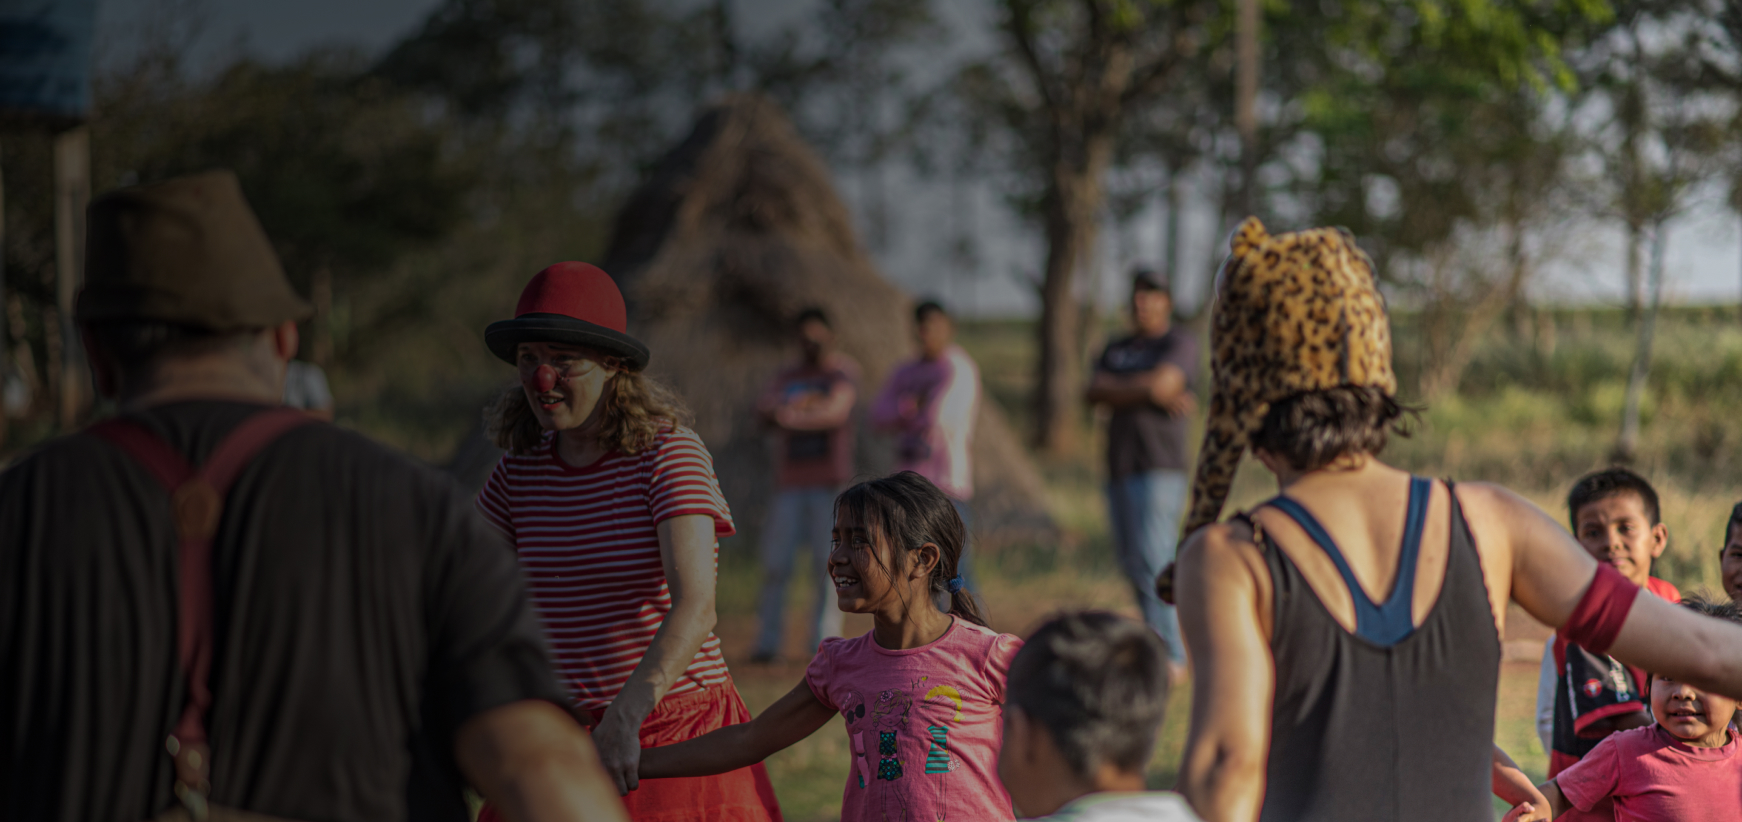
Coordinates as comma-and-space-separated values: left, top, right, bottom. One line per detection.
835, 471, 989, 627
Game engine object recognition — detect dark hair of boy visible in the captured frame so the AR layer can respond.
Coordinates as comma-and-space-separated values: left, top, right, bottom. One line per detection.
1566, 467, 1661, 531
914, 300, 948, 324
833, 471, 987, 627
1249, 385, 1414, 473
795, 306, 831, 328
1131, 267, 1170, 295
1005, 611, 1170, 778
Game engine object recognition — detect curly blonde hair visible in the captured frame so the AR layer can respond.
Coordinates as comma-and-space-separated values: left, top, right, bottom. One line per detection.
487, 365, 692, 456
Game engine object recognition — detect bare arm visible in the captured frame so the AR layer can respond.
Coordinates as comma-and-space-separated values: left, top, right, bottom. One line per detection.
1476, 483, 1742, 698
868, 378, 914, 432
1085, 363, 1191, 412
1177, 524, 1274, 822
1492, 745, 1547, 809
641, 680, 836, 778
775, 379, 857, 431
593, 515, 721, 794
457, 700, 629, 822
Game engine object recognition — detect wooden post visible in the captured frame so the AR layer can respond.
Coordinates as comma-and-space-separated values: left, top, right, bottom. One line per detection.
54, 125, 90, 431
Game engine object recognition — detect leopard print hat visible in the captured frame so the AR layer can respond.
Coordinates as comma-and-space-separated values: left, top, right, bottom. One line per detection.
1181, 216, 1396, 539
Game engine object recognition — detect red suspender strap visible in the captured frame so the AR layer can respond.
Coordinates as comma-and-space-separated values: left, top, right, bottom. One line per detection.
1558, 562, 1640, 656
87, 408, 314, 816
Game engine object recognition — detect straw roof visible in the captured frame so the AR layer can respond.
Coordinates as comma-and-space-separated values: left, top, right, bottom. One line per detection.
602, 93, 1056, 549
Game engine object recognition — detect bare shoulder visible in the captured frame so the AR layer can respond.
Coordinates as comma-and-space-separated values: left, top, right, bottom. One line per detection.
1180, 520, 1269, 592
1451, 481, 1559, 537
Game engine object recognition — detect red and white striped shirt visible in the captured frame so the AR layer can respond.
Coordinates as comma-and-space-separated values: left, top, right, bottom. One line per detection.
476, 424, 736, 711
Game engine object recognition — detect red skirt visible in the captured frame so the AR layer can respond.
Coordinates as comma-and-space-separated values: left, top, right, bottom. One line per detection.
479, 678, 783, 822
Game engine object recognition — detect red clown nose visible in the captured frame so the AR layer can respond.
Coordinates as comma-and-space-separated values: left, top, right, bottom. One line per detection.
534, 364, 559, 393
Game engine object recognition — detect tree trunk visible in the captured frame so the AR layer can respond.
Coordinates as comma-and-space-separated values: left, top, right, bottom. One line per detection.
1234, 0, 1260, 218
1624, 221, 1642, 324
1163, 164, 1182, 284
1615, 221, 1667, 463
1033, 135, 1114, 454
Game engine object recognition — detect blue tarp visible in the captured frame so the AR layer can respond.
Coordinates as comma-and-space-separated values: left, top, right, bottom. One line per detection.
0, 0, 96, 122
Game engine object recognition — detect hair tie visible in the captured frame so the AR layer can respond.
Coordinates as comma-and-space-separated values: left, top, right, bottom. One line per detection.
947, 575, 965, 594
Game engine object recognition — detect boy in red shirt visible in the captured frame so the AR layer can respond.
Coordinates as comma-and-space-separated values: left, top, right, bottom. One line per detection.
1508, 597, 1742, 821
1534, 469, 1682, 820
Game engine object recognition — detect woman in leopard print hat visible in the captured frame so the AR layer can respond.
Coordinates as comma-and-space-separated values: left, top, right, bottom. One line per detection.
1171, 218, 1742, 822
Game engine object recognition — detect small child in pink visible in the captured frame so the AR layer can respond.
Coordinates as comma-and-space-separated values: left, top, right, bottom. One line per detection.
807, 606, 1019, 821
640, 472, 1023, 822
1505, 596, 1742, 822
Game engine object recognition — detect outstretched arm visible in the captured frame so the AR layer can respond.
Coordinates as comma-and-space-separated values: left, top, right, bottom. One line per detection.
641, 680, 836, 778
1471, 483, 1742, 699
1177, 523, 1274, 822
457, 700, 629, 822
1492, 746, 1547, 810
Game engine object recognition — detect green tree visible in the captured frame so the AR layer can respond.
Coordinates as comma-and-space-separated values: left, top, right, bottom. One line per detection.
961, 0, 1223, 454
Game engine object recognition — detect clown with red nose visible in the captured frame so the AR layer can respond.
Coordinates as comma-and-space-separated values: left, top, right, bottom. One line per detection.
475, 263, 782, 822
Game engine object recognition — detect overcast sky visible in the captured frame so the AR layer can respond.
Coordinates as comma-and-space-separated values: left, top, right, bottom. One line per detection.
91, 0, 1742, 315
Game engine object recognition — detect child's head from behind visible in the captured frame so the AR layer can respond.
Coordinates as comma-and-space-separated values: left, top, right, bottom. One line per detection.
1650, 597, 1742, 748
830, 471, 987, 626
1567, 468, 1667, 588
998, 611, 1170, 817
1720, 503, 1742, 602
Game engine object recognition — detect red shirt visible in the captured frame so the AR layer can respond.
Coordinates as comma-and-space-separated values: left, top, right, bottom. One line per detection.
476, 424, 735, 711
757, 353, 860, 489
1550, 577, 1682, 783
1557, 725, 1742, 822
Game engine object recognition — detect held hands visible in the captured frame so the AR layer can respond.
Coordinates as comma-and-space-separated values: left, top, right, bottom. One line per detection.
1503, 802, 1551, 822
592, 708, 644, 796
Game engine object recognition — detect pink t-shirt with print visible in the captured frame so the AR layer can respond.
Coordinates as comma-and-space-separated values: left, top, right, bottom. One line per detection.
1556, 724, 1742, 822
804, 619, 1022, 822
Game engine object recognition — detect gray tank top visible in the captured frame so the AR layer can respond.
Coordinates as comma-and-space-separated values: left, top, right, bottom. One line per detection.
1253, 479, 1500, 821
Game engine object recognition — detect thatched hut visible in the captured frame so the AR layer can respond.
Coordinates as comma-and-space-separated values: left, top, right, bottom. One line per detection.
600, 94, 1056, 549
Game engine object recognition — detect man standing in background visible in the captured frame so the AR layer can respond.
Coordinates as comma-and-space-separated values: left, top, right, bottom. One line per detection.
872, 300, 982, 593
751, 307, 860, 662
1086, 269, 1198, 677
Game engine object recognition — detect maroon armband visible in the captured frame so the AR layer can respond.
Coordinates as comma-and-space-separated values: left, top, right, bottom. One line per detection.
1558, 563, 1639, 655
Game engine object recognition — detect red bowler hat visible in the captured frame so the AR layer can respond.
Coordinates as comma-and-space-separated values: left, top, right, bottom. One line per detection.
485, 262, 651, 370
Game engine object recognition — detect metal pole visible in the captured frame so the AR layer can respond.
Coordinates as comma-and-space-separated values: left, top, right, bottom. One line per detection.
54, 125, 90, 431
1235, 0, 1259, 218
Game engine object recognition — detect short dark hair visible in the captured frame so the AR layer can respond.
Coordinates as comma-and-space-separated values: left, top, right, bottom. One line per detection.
1132, 267, 1170, 295
1005, 611, 1169, 779
914, 300, 948, 324
1251, 386, 1413, 472
1567, 468, 1661, 530
795, 306, 831, 328
84, 319, 257, 374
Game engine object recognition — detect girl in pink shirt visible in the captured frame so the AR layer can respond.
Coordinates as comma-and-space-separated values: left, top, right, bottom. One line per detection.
1505, 597, 1742, 822
641, 471, 1023, 822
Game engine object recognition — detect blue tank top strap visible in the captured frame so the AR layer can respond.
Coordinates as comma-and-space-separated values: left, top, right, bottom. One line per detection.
1264, 475, 1433, 646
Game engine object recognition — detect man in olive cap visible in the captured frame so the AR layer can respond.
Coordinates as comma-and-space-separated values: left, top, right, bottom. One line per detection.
0, 171, 623, 822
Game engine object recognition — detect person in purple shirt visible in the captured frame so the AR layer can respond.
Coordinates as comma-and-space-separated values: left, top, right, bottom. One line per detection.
1085, 269, 1198, 675
871, 300, 983, 595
